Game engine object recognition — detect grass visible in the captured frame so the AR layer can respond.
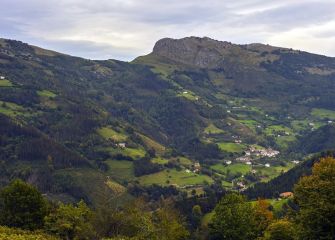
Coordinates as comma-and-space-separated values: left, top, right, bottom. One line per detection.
311, 108, 335, 120
105, 179, 127, 196
56, 168, 127, 205
176, 157, 193, 167
137, 169, 213, 187
97, 127, 128, 142
238, 119, 259, 132
270, 198, 289, 213
105, 160, 135, 182
204, 123, 225, 134
264, 125, 293, 136
202, 212, 215, 226
151, 157, 169, 165
177, 90, 199, 101
254, 163, 294, 182
217, 142, 247, 153
0, 226, 59, 240
291, 120, 309, 132
37, 90, 57, 98
103, 146, 146, 159
0, 101, 27, 117
211, 163, 252, 175
138, 133, 166, 154
0, 79, 13, 87
276, 135, 297, 150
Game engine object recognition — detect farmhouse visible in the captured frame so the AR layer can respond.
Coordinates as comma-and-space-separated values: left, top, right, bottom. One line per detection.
236, 156, 251, 162
280, 192, 293, 198
117, 142, 126, 148
193, 162, 201, 173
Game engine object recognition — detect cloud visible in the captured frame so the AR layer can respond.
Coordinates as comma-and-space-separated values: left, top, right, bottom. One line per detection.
0, 0, 335, 60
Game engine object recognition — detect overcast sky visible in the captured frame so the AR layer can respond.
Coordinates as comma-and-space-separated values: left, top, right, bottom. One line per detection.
1, 0, 335, 61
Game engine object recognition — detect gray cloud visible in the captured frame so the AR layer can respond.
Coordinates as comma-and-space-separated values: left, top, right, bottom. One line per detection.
0, 0, 335, 60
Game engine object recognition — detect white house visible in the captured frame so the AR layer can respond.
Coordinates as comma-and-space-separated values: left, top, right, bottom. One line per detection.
117, 143, 126, 148
265, 163, 270, 168
0, 76, 5, 80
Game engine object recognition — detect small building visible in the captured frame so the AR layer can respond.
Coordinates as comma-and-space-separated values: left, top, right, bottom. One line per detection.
246, 161, 252, 165
265, 163, 270, 168
185, 169, 191, 173
193, 162, 201, 173
280, 192, 293, 198
117, 143, 126, 148
183, 91, 188, 94
0, 76, 5, 80
225, 160, 232, 165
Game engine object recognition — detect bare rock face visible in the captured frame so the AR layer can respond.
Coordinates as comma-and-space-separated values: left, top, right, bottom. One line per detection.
152, 37, 231, 68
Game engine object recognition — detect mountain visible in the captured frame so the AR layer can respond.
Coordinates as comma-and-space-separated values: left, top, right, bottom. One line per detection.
1, 36, 335, 204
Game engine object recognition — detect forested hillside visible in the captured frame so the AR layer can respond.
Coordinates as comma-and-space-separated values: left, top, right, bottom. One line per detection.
1, 36, 335, 204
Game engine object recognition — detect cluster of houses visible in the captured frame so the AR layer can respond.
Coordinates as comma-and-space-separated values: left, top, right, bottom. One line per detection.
185, 162, 201, 174
235, 146, 280, 165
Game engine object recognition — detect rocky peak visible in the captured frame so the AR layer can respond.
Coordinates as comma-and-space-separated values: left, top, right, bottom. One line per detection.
152, 37, 232, 68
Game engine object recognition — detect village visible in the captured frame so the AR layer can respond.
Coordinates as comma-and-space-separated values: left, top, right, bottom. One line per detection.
234, 146, 280, 166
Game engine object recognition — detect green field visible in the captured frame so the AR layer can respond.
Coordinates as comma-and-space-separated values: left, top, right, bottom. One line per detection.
37, 89, 57, 98
217, 142, 247, 153
291, 120, 309, 132
0, 79, 13, 87
105, 160, 135, 182
56, 168, 127, 205
254, 163, 294, 182
104, 146, 146, 159
138, 133, 166, 154
211, 163, 252, 175
204, 123, 225, 134
178, 90, 199, 101
275, 135, 297, 150
0, 101, 27, 117
264, 125, 293, 136
151, 157, 169, 165
176, 157, 193, 167
311, 108, 335, 120
97, 127, 128, 142
270, 198, 289, 213
238, 119, 259, 131
137, 169, 213, 187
